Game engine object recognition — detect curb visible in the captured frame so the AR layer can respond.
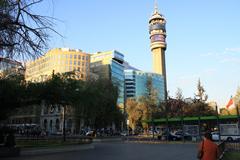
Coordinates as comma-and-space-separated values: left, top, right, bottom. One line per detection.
93, 138, 122, 143
20, 144, 95, 156
124, 140, 198, 145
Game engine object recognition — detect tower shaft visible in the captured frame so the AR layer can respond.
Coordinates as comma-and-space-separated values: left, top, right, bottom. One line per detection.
152, 47, 166, 76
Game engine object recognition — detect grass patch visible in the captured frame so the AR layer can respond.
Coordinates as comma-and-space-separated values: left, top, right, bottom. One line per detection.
222, 151, 240, 160
16, 138, 92, 148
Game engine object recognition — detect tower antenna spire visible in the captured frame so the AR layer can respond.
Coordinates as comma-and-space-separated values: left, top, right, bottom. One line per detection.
154, 0, 159, 13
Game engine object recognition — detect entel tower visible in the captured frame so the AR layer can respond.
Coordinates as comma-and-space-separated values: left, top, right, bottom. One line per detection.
149, 1, 167, 100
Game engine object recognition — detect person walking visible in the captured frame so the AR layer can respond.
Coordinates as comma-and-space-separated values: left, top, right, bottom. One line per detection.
197, 131, 219, 160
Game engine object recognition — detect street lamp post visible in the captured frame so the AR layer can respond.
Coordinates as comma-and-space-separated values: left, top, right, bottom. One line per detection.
180, 102, 185, 142
196, 97, 201, 140
235, 97, 240, 135
63, 104, 66, 142
152, 116, 155, 140
215, 102, 221, 142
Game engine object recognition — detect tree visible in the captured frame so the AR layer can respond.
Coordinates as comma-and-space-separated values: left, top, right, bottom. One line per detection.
234, 87, 240, 107
91, 79, 121, 129
0, 74, 25, 120
134, 77, 159, 132
176, 88, 184, 101
71, 78, 122, 131
220, 108, 230, 115
228, 87, 240, 115
194, 79, 208, 102
0, 0, 58, 59
125, 98, 140, 132
139, 77, 159, 118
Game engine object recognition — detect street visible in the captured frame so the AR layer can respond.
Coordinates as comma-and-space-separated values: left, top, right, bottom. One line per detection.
2, 142, 198, 160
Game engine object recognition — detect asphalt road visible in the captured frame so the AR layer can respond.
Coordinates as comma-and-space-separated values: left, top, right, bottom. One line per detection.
3, 142, 198, 160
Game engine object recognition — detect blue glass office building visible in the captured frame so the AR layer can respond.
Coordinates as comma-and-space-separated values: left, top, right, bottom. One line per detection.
90, 50, 124, 109
124, 69, 165, 101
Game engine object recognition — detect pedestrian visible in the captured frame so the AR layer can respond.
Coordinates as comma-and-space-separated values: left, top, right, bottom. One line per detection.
197, 131, 219, 160
5, 130, 16, 148
0, 130, 5, 145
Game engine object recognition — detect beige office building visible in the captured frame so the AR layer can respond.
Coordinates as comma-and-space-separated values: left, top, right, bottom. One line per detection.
25, 48, 91, 82
24, 48, 91, 134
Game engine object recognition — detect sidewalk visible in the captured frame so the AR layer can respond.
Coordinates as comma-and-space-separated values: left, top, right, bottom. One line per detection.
20, 144, 94, 156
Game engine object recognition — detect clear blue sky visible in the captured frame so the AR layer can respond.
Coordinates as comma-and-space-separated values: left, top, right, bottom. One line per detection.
35, 0, 240, 107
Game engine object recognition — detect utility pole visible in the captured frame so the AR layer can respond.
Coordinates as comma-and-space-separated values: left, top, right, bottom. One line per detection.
63, 104, 66, 142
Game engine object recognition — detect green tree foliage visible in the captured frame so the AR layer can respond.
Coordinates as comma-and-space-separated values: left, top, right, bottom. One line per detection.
42, 74, 123, 131
162, 88, 185, 118
155, 84, 215, 119
183, 79, 215, 116
0, 74, 25, 120
81, 78, 122, 129
0, 73, 123, 131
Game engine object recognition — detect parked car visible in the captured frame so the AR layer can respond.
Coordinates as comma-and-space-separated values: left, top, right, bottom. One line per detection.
86, 130, 95, 137
120, 131, 128, 136
211, 131, 240, 142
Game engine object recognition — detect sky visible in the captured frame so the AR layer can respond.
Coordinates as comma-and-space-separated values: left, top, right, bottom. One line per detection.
34, 0, 240, 107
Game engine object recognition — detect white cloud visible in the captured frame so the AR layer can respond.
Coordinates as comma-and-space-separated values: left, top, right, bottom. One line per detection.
220, 57, 240, 63
203, 68, 217, 75
179, 74, 199, 80
199, 47, 240, 64
200, 52, 219, 57
200, 47, 240, 58
225, 47, 240, 53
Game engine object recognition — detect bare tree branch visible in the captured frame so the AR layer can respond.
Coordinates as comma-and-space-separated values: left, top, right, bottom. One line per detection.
0, 0, 60, 60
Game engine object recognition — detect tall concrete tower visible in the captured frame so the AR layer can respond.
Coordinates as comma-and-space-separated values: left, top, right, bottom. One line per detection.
149, 1, 167, 99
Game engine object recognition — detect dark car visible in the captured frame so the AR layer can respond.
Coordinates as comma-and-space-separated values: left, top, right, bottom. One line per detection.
157, 131, 180, 141
173, 131, 192, 141
158, 130, 192, 141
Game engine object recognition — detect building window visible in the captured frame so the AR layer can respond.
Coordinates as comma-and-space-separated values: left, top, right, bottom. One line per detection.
55, 119, 60, 130
74, 61, 76, 65
67, 119, 72, 130
50, 120, 53, 131
78, 61, 80, 65
74, 55, 77, 59
70, 60, 72, 65
78, 55, 81, 59
82, 56, 85, 60
44, 119, 48, 130
70, 55, 72, 59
